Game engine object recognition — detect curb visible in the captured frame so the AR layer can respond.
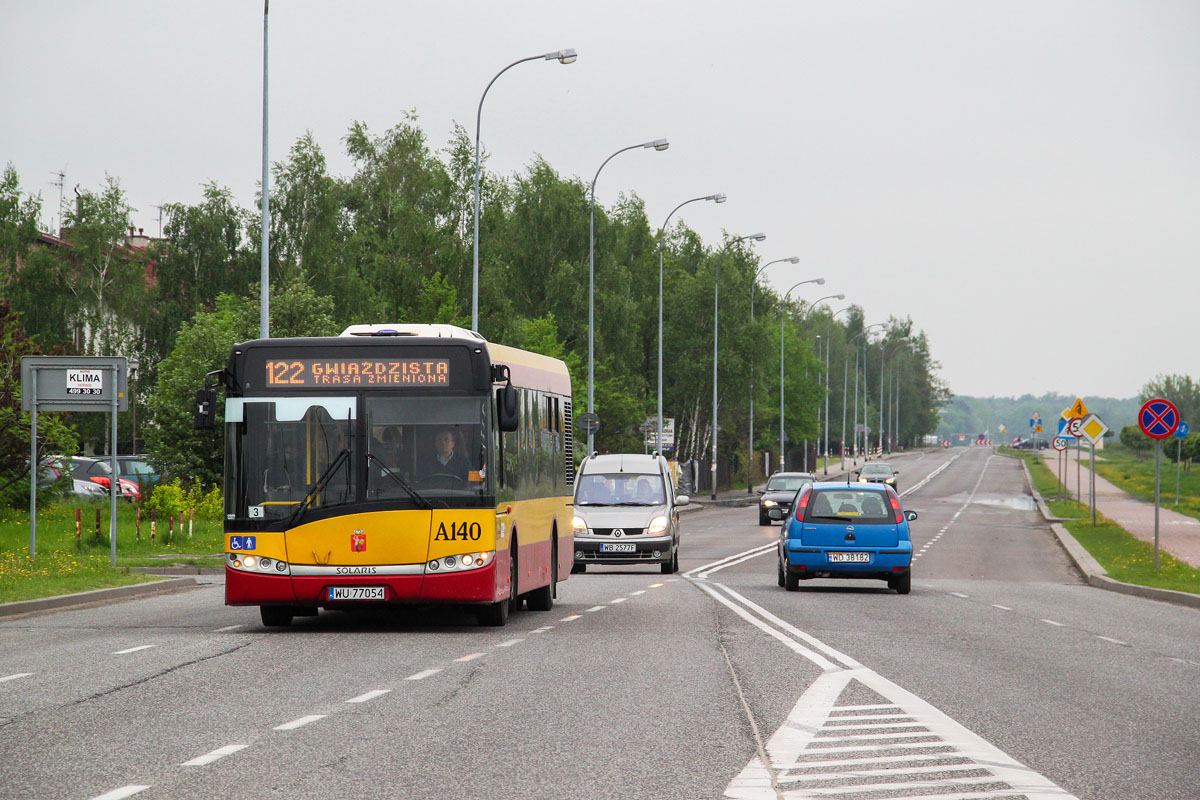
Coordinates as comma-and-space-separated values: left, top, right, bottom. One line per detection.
1016, 456, 1200, 610
0, 577, 199, 619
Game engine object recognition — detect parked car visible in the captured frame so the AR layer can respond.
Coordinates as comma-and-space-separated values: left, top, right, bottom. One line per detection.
774, 481, 917, 594
856, 462, 898, 491
571, 453, 688, 574
757, 471, 815, 525
38, 456, 110, 499
115, 455, 163, 487
65, 456, 141, 502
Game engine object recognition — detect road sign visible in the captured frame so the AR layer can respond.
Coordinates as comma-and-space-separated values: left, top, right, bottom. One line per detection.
1052, 437, 1068, 451
1033, 423, 1043, 433
1174, 421, 1190, 439
1031, 412, 1040, 421
1066, 417, 1084, 438
1056, 419, 1077, 439
1138, 398, 1179, 440
1067, 397, 1089, 419
999, 424, 1006, 434
1080, 414, 1109, 445
577, 412, 601, 437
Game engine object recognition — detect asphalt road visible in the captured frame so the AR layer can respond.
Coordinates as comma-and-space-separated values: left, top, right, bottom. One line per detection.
1, 447, 1197, 799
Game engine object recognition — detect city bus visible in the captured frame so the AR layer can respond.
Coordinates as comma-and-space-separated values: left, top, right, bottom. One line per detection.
198, 324, 575, 627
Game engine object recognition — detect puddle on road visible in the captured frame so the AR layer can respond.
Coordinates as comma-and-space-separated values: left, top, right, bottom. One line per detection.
937, 492, 1036, 511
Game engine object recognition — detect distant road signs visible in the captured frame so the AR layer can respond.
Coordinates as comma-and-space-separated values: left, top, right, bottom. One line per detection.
1052, 437, 1068, 451
1080, 414, 1109, 445
1067, 397, 1089, 419
1138, 398, 1180, 440
1056, 419, 1077, 439
1033, 423, 1043, 433
1066, 417, 1084, 438
577, 412, 601, 436
1174, 421, 1190, 439
999, 424, 1006, 434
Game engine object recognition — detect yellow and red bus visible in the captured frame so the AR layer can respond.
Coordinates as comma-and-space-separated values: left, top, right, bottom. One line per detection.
211, 324, 574, 627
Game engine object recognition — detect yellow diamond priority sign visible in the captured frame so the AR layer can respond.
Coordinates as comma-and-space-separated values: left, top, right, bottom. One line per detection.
1080, 413, 1108, 445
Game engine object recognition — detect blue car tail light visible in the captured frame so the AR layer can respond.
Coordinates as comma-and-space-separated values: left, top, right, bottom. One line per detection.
888, 494, 903, 524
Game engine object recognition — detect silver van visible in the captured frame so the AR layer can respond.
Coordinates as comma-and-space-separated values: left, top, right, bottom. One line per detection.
570, 453, 688, 574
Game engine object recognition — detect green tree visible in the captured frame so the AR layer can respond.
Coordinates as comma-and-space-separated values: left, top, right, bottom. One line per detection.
1140, 375, 1199, 430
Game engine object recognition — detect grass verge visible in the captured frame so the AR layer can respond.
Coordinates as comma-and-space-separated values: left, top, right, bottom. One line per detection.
1000, 448, 1200, 596
0, 501, 224, 604
1079, 441, 1200, 524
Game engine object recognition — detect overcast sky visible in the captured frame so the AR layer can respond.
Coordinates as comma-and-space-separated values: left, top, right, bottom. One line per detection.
3, 1, 1196, 400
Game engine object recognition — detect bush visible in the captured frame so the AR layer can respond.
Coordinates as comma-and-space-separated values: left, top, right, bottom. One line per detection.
146, 478, 186, 519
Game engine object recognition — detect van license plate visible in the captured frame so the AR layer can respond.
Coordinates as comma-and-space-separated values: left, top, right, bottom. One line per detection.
328, 586, 386, 600
827, 552, 870, 563
600, 543, 636, 553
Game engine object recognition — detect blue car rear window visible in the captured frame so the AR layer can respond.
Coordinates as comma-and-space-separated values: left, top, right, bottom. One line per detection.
805, 489, 894, 525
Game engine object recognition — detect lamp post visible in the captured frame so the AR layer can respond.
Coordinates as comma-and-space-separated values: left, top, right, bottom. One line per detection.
790, 295, 842, 474
259, 0, 270, 338
590, 138, 669, 455
748, 256, 800, 491
775, 280, 827, 473
471, 48, 577, 333
711, 232, 765, 498
825, 306, 852, 474
657, 193, 726, 455
843, 323, 884, 468
880, 338, 912, 453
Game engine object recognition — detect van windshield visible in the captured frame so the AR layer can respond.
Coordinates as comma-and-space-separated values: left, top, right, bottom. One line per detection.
576, 473, 665, 506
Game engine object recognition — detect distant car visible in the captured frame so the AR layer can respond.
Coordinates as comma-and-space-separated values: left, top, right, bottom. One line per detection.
571, 453, 688, 574
65, 456, 141, 502
757, 472, 815, 525
856, 462, 898, 491
775, 482, 917, 594
115, 455, 163, 487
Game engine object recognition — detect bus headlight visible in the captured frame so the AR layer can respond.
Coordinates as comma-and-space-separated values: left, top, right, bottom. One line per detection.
572, 516, 588, 535
426, 551, 495, 574
647, 515, 669, 535
228, 552, 290, 575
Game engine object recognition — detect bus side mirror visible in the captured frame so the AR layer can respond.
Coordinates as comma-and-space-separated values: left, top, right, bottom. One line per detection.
193, 386, 216, 429
497, 383, 518, 432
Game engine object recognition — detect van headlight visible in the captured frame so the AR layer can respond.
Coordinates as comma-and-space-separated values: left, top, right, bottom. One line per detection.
647, 515, 669, 536
572, 515, 588, 535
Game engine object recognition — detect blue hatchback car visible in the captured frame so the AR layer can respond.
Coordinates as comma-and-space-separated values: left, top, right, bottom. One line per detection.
774, 481, 917, 594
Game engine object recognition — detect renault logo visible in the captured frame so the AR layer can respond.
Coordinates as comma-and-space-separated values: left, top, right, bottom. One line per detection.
613, 529, 624, 538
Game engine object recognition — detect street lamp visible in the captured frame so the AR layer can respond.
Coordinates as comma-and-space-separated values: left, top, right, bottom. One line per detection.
824, 305, 852, 474
775, 281, 827, 473
589, 138, 670, 454
657, 192, 726, 455
711, 232, 764, 498
843, 323, 884, 469
880, 338, 912, 453
471, 48, 577, 333
748, 256, 800, 492
791, 295, 843, 474
884, 339, 914, 453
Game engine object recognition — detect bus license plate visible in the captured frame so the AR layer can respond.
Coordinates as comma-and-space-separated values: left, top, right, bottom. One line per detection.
328, 586, 386, 601
600, 543, 636, 553
827, 552, 870, 563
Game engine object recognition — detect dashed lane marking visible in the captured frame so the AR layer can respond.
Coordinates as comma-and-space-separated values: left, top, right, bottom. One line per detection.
1096, 636, 1129, 646
89, 786, 150, 800
274, 715, 325, 731
630, 590, 646, 596
992, 605, 1012, 611
405, 669, 442, 681
585, 606, 606, 613
455, 652, 487, 662
181, 744, 248, 766
112, 645, 156, 655
610, 597, 627, 604
1040, 619, 1065, 627
0, 672, 34, 683
559, 614, 582, 622
213, 625, 243, 632
346, 689, 391, 703
497, 638, 524, 647
531, 625, 554, 633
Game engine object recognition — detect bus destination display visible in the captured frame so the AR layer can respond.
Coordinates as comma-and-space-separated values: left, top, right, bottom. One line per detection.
264, 358, 450, 387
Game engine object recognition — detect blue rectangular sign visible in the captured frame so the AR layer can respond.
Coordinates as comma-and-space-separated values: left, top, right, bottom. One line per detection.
230, 536, 257, 551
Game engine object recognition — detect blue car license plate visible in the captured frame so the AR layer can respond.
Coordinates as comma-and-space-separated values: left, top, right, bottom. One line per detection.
827, 552, 870, 564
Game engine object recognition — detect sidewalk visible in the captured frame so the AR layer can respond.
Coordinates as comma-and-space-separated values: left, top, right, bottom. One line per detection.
1041, 448, 1200, 569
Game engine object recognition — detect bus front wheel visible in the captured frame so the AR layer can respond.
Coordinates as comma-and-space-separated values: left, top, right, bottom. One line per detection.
478, 541, 518, 627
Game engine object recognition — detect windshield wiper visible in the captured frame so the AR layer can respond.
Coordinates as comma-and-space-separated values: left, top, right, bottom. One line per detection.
287, 449, 352, 528
367, 453, 433, 510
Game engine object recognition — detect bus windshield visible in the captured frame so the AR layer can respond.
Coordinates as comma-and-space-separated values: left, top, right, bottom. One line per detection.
224, 394, 492, 524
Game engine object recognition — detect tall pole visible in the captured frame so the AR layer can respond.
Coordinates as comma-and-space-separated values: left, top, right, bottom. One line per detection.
472, 49, 576, 333
774, 283, 831, 478
259, 0, 270, 339
658, 194, 726, 455
590, 139, 669, 455
1154, 440, 1162, 570
878, 343, 886, 454
824, 306, 850, 475
840, 353, 849, 472
749, 256, 799, 490
712, 232, 764, 499
852, 347, 859, 465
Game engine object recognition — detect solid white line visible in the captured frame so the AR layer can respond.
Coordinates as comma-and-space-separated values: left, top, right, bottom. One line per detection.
1096, 636, 1129, 646
112, 645, 156, 655
695, 583, 841, 671
685, 542, 775, 579
1040, 619, 1065, 627
585, 605, 606, 612
714, 585, 863, 670
405, 669, 442, 681
898, 450, 964, 497
346, 689, 391, 703
89, 787, 151, 800
497, 638, 524, 647
695, 546, 775, 579
181, 744, 248, 766
559, 614, 581, 621
274, 714, 325, 730
0, 672, 34, 683
992, 605, 1012, 611
213, 624, 243, 632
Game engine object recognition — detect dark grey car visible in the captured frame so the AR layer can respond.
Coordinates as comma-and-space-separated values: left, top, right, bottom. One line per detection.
571, 454, 688, 574
757, 472, 815, 525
